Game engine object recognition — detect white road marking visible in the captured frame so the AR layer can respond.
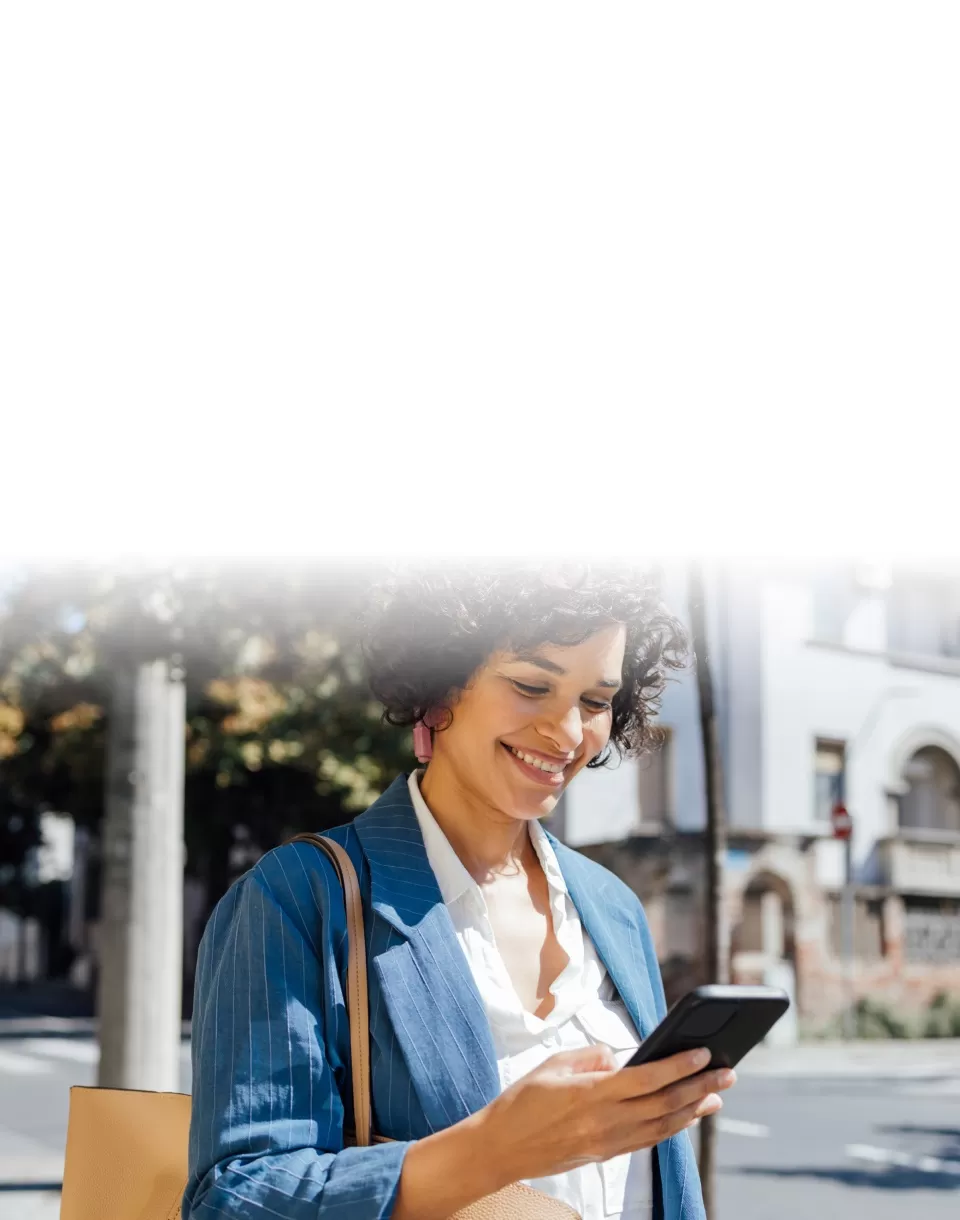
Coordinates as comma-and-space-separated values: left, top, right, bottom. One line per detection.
0, 1048, 54, 1075
847, 1143, 960, 1176
745, 1059, 952, 1079
717, 1117, 770, 1138
690, 1115, 771, 1137
899, 1078, 960, 1097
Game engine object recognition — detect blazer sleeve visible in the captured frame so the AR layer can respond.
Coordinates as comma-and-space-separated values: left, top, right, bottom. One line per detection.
183, 850, 412, 1220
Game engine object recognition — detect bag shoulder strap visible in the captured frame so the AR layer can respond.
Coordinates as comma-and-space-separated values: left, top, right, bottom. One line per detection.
287, 833, 372, 1147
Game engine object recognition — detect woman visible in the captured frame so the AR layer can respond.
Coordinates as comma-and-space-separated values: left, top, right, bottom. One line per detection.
184, 565, 735, 1220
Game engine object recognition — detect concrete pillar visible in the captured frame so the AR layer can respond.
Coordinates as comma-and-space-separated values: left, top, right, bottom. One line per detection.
760, 890, 797, 1045
763, 959, 799, 1046
97, 657, 186, 1091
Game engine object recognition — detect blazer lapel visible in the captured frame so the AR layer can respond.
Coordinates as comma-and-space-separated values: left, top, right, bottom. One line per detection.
353, 778, 501, 1133
546, 832, 705, 1219
547, 832, 658, 1041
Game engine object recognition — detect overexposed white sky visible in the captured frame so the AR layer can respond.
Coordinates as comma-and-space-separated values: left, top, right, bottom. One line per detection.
2, 4, 957, 563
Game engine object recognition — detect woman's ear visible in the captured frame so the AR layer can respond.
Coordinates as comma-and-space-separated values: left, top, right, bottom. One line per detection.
424, 706, 453, 732
413, 706, 453, 761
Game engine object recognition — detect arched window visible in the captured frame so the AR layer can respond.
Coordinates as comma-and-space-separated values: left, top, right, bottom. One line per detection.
899, 746, 960, 833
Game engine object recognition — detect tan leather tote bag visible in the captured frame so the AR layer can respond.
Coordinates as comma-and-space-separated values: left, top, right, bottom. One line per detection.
59, 832, 579, 1219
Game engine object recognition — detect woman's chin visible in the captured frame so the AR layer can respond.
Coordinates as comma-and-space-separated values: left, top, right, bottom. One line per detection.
510, 788, 560, 820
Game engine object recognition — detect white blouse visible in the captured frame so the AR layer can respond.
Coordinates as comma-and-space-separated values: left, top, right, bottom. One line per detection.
408, 772, 653, 1219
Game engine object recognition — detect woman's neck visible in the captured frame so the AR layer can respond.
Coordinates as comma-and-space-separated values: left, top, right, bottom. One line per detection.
418, 757, 537, 884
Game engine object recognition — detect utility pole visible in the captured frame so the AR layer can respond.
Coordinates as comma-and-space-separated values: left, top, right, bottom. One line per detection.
97, 653, 186, 1091
688, 563, 729, 1220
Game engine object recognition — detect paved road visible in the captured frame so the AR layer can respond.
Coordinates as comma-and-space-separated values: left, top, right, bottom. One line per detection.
721, 1041, 960, 1220
1, 1025, 958, 1219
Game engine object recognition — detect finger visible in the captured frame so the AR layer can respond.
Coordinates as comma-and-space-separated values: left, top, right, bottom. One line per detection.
605, 1047, 712, 1100
663, 1092, 723, 1139
650, 1068, 737, 1118
626, 1091, 724, 1152
545, 1044, 618, 1077
612, 1067, 734, 1140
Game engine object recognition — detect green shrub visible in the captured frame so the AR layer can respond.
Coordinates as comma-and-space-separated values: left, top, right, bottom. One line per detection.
801, 994, 960, 1041
922, 991, 960, 1038
852, 997, 911, 1039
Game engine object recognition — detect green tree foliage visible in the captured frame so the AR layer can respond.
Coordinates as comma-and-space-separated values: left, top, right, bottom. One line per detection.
0, 562, 411, 909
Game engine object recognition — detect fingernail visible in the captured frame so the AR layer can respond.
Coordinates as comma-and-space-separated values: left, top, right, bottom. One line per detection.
692, 1048, 711, 1068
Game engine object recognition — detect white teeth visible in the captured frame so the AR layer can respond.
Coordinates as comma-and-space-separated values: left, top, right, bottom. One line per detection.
508, 745, 564, 774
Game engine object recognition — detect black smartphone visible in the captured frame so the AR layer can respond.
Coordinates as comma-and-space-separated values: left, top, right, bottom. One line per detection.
624, 984, 790, 1071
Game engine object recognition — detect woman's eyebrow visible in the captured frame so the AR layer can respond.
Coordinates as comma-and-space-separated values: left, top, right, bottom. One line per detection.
511, 652, 567, 676
510, 652, 621, 689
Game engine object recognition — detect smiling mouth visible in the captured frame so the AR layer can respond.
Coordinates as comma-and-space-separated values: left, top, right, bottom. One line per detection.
501, 742, 570, 776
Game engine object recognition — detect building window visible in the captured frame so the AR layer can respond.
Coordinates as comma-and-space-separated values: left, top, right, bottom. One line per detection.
899, 746, 960, 833
887, 573, 960, 658
637, 729, 672, 826
814, 739, 846, 822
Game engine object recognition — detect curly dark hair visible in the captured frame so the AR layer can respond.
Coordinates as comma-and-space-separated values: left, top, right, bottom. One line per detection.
363, 562, 688, 767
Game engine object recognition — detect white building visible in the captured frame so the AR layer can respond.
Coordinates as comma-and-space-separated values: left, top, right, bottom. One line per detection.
560, 562, 960, 1028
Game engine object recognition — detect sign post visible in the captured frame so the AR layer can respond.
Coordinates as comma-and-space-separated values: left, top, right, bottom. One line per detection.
832, 802, 855, 1039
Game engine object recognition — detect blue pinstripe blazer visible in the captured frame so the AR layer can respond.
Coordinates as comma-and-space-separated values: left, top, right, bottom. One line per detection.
184, 775, 705, 1220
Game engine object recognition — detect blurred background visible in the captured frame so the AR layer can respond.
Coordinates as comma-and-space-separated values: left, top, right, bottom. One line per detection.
1, 557, 959, 1219
4, 3, 959, 1216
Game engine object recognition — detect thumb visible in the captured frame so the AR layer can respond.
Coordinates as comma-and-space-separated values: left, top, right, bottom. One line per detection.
548, 1043, 618, 1076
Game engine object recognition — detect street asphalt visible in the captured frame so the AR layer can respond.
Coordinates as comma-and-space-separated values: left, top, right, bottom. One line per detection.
1, 1023, 958, 1220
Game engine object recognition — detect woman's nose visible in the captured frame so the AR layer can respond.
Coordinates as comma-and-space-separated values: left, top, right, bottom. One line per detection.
537, 704, 583, 753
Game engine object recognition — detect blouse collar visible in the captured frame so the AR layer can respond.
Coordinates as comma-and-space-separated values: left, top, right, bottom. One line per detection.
406, 769, 570, 909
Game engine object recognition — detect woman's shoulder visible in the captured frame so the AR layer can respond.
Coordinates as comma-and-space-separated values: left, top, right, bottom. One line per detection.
253, 828, 345, 891
202, 825, 362, 955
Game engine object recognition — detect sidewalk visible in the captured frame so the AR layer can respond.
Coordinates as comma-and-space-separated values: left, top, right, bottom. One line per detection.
0, 994, 190, 1220
740, 1037, 960, 1077
1, 1191, 60, 1220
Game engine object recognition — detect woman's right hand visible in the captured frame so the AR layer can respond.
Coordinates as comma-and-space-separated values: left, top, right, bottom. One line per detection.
477, 1044, 735, 1183
392, 1044, 734, 1219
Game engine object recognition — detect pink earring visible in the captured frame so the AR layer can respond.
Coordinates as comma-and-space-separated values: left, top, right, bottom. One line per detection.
413, 719, 433, 763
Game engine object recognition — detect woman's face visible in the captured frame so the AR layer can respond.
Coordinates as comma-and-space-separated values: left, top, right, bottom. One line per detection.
431, 622, 627, 820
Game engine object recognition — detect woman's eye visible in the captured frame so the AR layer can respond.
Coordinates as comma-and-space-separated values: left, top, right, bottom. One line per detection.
582, 697, 612, 712
512, 680, 549, 697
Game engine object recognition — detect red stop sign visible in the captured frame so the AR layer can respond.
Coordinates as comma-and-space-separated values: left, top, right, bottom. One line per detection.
831, 802, 853, 840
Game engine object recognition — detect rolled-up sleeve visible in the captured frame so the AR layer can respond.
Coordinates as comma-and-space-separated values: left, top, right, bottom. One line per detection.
183, 851, 411, 1220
